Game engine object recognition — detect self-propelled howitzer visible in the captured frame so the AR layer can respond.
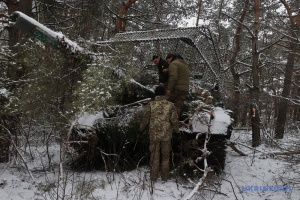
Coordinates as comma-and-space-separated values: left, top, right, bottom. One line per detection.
7, 11, 154, 97
7, 11, 233, 176
8, 11, 84, 54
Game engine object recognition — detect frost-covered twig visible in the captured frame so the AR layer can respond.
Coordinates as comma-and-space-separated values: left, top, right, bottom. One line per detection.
59, 108, 88, 180
226, 140, 263, 153
261, 150, 300, 156
136, 156, 145, 169
184, 115, 213, 200
222, 179, 239, 200
227, 140, 300, 157
226, 141, 247, 156
261, 124, 286, 150
123, 98, 152, 107
221, 12, 254, 38
184, 166, 213, 200
96, 148, 118, 156
1, 125, 36, 183
66, 141, 89, 144
129, 79, 155, 95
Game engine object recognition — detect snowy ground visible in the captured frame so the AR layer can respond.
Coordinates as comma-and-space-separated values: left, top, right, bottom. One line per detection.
0, 129, 299, 200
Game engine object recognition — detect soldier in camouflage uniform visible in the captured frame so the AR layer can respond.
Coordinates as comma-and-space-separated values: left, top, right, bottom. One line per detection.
139, 86, 179, 182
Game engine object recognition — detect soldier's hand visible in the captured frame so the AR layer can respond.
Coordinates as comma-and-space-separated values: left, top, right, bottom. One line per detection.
166, 90, 171, 96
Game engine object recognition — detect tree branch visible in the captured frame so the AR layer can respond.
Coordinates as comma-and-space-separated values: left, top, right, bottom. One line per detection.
0, 13, 9, 18
1, 125, 36, 184
221, 12, 254, 38
184, 116, 214, 200
258, 36, 285, 54
226, 141, 247, 156
280, 0, 295, 28
226, 140, 263, 153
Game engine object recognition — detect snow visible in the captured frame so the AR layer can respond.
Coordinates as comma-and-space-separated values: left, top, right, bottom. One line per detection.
72, 102, 232, 135
191, 106, 232, 134
74, 111, 104, 129
1, 130, 299, 200
0, 88, 8, 98
180, 17, 209, 28
10, 11, 84, 53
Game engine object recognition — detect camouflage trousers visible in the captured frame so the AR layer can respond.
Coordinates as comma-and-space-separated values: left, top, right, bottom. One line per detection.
167, 89, 189, 116
149, 140, 171, 182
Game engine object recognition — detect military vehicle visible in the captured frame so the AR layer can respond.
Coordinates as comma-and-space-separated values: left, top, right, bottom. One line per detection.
8, 11, 233, 176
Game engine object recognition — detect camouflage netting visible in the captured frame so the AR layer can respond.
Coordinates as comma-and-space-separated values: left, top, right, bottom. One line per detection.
69, 27, 232, 177
96, 26, 225, 90
6, 11, 232, 177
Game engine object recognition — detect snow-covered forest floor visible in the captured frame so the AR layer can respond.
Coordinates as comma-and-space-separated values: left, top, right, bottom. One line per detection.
1, 129, 300, 200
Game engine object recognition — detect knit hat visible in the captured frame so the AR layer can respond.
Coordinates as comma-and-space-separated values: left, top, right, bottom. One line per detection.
165, 53, 174, 60
155, 85, 166, 96
152, 55, 159, 60
166, 53, 183, 60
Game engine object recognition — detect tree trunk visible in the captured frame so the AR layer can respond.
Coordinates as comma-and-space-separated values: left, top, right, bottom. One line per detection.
216, 0, 224, 43
274, 41, 297, 138
0, 0, 33, 163
250, 0, 261, 147
293, 71, 300, 121
274, 2, 299, 139
114, 0, 137, 34
0, 117, 10, 163
229, 0, 249, 126
195, 0, 202, 27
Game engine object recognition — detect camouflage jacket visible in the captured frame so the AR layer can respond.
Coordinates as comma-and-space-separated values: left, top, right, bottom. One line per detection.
139, 96, 179, 141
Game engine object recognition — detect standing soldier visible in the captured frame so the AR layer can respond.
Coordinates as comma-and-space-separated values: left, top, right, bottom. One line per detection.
139, 85, 179, 182
165, 53, 190, 117
152, 55, 169, 86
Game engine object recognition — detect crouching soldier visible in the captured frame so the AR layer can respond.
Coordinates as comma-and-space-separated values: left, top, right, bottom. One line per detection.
139, 85, 179, 182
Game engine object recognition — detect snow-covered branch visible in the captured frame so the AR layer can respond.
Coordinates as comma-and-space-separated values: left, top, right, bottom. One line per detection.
221, 12, 255, 38
184, 166, 213, 200
184, 113, 214, 200
1, 125, 36, 184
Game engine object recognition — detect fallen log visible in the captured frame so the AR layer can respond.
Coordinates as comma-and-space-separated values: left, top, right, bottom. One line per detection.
226, 141, 247, 156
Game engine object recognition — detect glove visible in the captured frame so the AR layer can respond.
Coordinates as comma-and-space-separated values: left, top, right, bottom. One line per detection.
139, 128, 145, 134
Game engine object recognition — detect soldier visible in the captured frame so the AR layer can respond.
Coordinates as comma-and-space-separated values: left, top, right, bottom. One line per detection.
165, 53, 190, 117
152, 55, 169, 86
139, 85, 179, 182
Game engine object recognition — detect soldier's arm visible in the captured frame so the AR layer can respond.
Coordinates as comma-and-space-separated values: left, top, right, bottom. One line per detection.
170, 105, 179, 133
158, 69, 163, 83
139, 104, 151, 132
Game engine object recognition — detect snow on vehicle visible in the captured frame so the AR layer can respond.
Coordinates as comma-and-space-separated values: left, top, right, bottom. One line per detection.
7, 11, 233, 176
69, 85, 233, 176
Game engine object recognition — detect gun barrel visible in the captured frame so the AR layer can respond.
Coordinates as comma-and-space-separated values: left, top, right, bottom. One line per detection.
9, 11, 83, 53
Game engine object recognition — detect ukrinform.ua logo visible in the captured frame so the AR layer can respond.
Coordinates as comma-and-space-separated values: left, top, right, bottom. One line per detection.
241, 185, 292, 192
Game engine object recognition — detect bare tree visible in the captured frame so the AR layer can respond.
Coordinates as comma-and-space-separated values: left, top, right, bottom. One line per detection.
249, 0, 261, 147
0, 0, 33, 163
228, 0, 250, 126
274, 1, 300, 139
195, 0, 203, 27
114, 0, 137, 34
